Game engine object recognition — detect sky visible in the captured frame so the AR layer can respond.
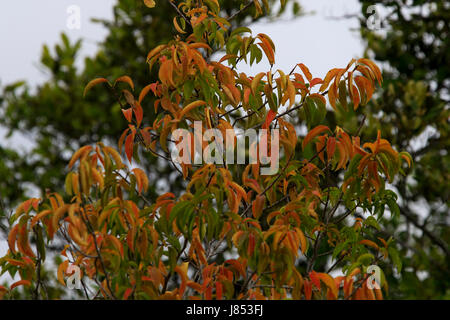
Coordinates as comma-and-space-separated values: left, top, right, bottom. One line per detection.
0, 0, 364, 271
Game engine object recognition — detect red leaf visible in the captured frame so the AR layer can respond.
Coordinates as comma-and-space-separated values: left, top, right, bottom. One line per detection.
122, 108, 133, 123
83, 78, 110, 97
298, 63, 312, 82
125, 134, 134, 163
309, 271, 321, 290
327, 137, 336, 160
262, 110, 277, 129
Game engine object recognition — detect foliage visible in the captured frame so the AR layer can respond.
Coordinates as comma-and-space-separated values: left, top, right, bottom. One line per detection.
0, 0, 412, 300
0, 0, 294, 211
358, 0, 449, 299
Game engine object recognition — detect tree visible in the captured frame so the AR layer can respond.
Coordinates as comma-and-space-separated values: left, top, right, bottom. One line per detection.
0, 0, 411, 300
0, 0, 295, 213
358, 0, 449, 299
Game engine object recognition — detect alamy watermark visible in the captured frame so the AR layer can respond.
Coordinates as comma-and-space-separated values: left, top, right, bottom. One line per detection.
66, 5, 81, 30
170, 121, 280, 175
366, 265, 381, 290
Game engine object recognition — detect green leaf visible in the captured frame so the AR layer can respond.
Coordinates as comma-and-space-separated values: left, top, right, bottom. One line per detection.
388, 246, 402, 273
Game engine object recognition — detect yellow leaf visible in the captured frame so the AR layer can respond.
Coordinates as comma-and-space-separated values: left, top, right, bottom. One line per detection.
173, 16, 186, 34
68, 145, 92, 169
132, 168, 149, 194
143, 0, 156, 8
114, 75, 134, 91
57, 261, 69, 286
302, 125, 331, 150
359, 239, 380, 251
10, 280, 31, 291
317, 273, 338, 299
178, 100, 207, 120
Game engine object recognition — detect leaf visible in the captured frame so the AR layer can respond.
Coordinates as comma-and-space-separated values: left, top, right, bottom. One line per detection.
159, 59, 175, 87
359, 239, 380, 251
52, 204, 69, 231
147, 44, 166, 63
302, 125, 331, 150
365, 216, 381, 231
298, 63, 312, 82
138, 84, 155, 103
83, 78, 110, 97
122, 108, 133, 123
327, 137, 336, 161
178, 100, 207, 120
317, 273, 338, 298
123, 288, 133, 300
388, 247, 402, 273
143, 0, 156, 8
7, 224, 19, 254
230, 27, 252, 38
125, 134, 135, 163
132, 168, 149, 194
319, 68, 342, 92
174, 262, 189, 296
68, 145, 93, 169
114, 75, 134, 91
10, 280, 31, 291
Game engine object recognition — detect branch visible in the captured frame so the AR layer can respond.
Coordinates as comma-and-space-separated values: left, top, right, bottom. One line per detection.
399, 206, 450, 257
228, 1, 255, 21
166, 0, 192, 27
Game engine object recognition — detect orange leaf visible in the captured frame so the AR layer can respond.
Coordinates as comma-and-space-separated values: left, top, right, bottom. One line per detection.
68, 145, 93, 169
317, 273, 338, 298
143, 0, 156, 8
132, 168, 149, 194
173, 16, 186, 34
174, 262, 189, 296
302, 125, 331, 150
262, 110, 277, 130
83, 78, 110, 97
159, 59, 175, 87
359, 239, 380, 251
319, 68, 342, 92
10, 280, 31, 291
114, 75, 134, 91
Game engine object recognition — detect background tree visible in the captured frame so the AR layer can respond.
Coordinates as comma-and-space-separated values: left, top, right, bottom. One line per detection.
358, 0, 449, 299
0, 0, 409, 300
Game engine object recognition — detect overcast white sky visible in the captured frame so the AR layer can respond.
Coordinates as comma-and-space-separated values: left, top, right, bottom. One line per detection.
0, 0, 363, 86
0, 0, 363, 260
